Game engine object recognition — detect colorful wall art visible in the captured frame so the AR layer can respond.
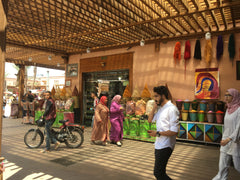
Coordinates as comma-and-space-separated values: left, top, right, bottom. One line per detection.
195, 68, 219, 99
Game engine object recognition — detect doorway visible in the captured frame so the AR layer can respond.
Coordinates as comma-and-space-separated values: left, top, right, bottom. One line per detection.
82, 69, 129, 126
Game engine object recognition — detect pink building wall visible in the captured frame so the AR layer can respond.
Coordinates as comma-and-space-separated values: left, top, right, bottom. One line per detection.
68, 33, 240, 101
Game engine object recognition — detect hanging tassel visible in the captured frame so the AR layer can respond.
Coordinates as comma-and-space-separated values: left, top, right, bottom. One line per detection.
204, 39, 212, 66
184, 40, 191, 79
173, 42, 181, 65
228, 33, 235, 66
194, 40, 201, 60
216, 35, 223, 61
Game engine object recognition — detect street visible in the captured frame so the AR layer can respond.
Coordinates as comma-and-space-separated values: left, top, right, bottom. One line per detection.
1, 118, 240, 180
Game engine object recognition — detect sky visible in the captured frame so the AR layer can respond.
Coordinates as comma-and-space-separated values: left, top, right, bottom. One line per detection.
5, 62, 65, 78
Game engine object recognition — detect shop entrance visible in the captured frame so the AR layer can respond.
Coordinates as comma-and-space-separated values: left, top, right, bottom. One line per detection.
82, 69, 129, 126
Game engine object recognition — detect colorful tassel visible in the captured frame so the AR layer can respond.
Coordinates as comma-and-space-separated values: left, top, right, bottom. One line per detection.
216, 35, 223, 61
204, 39, 212, 65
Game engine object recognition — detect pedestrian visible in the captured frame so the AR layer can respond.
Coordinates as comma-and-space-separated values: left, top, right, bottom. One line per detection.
90, 92, 99, 128
212, 88, 240, 180
41, 91, 60, 153
24, 91, 34, 102
91, 96, 110, 146
147, 86, 179, 180
110, 95, 124, 147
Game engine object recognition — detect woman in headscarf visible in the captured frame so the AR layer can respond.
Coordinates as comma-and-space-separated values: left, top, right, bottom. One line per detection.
91, 96, 110, 146
110, 95, 124, 147
213, 88, 240, 180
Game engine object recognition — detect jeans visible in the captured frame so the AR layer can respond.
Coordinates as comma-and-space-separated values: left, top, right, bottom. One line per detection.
91, 115, 95, 128
45, 119, 57, 150
154, 147, 173, 180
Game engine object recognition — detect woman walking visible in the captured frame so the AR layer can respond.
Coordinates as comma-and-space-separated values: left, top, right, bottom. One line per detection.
213, 88, 240, 180
91, 96, 110, 146
110, 95, 124, 147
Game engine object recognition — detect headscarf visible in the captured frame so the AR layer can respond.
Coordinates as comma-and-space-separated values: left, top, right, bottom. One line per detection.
227, 88, 240, 114
99, 96, 107, 106
112, 95, 121, 104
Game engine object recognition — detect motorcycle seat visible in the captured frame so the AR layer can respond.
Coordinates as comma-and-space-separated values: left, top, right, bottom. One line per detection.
59, 119, 69, 124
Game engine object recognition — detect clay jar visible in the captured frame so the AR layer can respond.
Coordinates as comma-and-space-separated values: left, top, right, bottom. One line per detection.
189, 110, 197, 122
199, 101, 207, 111
216, 111, 224, 124
208, 102, 216, 112
183, 100, 191, 111
207, 111, 215, 123
191, 100, 199, 111
181, 110, 189, 121
216, 101, 225, 112
176, 100, 183, 111
198, 111, 205, 122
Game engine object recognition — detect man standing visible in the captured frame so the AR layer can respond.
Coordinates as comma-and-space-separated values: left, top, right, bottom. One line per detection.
41, 91, 60, 153
148, 86, 179, 180
90, 92, 99, 128
24, 91, 34, 102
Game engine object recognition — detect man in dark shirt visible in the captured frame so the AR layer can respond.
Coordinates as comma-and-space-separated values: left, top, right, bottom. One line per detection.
24, 91, 34, 102
41, 91, 60, 153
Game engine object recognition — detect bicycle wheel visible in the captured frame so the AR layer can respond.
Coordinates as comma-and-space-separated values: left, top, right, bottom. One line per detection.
65, 128, 84, 148
24, 129, 44, 148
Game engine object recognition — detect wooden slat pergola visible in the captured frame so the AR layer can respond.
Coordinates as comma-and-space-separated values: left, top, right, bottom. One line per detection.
4, 0, 240, 68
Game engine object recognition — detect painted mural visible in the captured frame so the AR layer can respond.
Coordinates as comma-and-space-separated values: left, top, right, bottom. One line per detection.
195, 68, 219, 99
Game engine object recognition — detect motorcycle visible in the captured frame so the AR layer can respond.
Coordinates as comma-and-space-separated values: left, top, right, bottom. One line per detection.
24, 118, 84, 149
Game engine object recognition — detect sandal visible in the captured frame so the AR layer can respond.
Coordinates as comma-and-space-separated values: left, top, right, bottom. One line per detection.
40, 149, 50, 153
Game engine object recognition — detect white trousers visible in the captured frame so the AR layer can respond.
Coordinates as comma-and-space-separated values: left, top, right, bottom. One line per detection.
212, 152, 240, 180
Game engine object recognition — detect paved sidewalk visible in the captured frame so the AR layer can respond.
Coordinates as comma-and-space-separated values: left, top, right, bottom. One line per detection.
1, 118, 240, 180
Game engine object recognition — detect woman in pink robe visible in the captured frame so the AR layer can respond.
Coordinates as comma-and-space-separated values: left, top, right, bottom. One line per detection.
110, 95, 124, 147
91, 96, 110, 146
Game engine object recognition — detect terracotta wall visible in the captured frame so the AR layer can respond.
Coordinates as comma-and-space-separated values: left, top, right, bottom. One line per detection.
68, 33, 240, 102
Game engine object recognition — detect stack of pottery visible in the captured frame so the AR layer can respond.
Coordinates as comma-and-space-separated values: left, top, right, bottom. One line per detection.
182, 100, 191, 121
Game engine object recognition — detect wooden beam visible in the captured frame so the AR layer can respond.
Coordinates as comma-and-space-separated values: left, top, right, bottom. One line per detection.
6, 40, 68, 55
218, 1, 228, 30
17, 65, 24, 118
0, 0, 8, 159
191, 0, 212, 31
178, 0, 203, 32
204, 0, 220, 30
153, 0, 190, 33
5, 58, 65, 70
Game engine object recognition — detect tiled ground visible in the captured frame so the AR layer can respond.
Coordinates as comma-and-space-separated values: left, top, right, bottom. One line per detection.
1, 118, 240, 180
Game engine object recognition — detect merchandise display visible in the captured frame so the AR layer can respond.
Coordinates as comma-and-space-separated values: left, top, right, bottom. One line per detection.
176, 99, 226, 144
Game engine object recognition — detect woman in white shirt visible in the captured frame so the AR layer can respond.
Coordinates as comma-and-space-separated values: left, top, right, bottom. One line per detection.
213, 88, 240, 180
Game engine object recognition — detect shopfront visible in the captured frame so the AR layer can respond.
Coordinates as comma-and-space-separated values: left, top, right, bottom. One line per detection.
82, 69, 129, 126
66, 33, 240, 145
